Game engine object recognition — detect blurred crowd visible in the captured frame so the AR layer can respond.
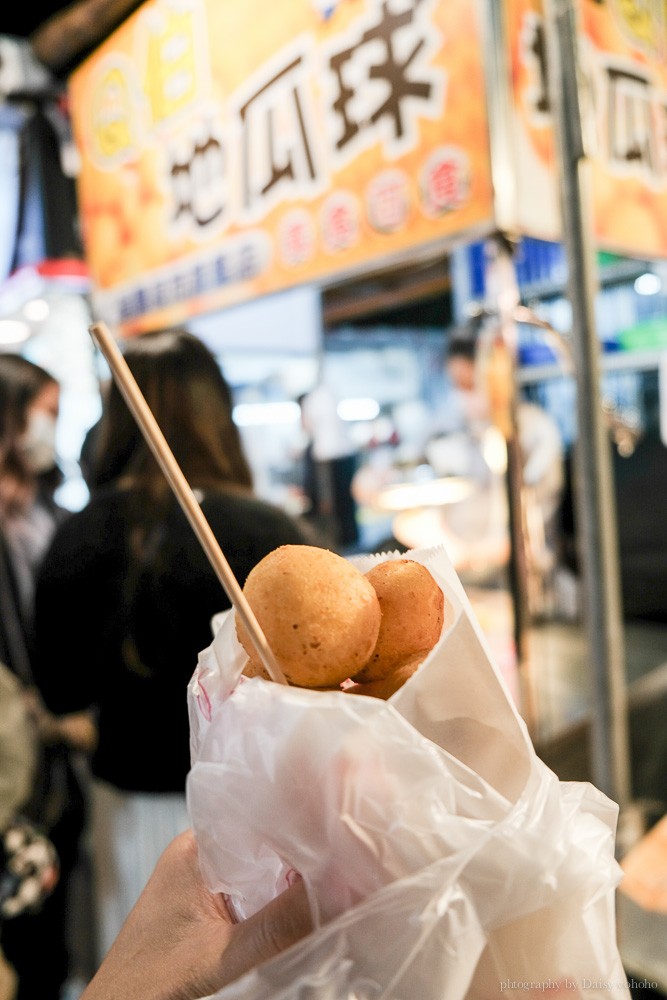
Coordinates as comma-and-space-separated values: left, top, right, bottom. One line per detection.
2, 315, 664, 998
0, 331, 315, 997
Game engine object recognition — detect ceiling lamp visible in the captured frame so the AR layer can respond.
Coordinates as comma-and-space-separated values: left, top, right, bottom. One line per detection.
0, 319, 32, 345
634, 272, 661, 296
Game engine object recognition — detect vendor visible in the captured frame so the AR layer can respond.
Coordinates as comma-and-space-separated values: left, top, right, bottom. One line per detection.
443, 321, 565, 610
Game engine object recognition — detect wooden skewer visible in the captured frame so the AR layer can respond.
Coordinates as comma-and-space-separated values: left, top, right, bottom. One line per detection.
89, 320, 288, 686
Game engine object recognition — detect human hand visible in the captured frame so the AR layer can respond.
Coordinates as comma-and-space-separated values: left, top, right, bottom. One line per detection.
80, 829, 313, 1000
56, 710, 97, 752
23, 689, 97, 752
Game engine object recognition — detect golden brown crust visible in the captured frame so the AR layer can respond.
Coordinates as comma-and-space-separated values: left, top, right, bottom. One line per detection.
352, 560, 445, 683
241, 657, 271, 681
236, 545, 381, 689
345, 653, 424, 700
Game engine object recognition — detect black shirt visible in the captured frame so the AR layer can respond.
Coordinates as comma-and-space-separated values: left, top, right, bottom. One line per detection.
33, 486, 309, 792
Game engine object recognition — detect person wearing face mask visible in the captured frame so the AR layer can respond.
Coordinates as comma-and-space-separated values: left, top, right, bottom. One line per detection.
24, 396, 61, 492
0, 356, 64, 607
0, 353, 95, 1000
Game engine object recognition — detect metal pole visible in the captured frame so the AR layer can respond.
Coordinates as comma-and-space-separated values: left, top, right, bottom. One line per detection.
478, 0, 538, 734
483, 237, 537, 735
543, 0, 631, 809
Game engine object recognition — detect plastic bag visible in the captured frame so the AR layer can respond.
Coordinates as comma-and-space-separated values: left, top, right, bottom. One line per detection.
187, 546, 630, 999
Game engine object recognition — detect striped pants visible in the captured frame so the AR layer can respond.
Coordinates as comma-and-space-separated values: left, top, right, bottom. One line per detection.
90, 779, 191, 965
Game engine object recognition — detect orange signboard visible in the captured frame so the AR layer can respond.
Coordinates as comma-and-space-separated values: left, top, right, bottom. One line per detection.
507, 0, 667, 258
506, 0, 560, 240
68, 0, 495, 334
582, 0, 667, 258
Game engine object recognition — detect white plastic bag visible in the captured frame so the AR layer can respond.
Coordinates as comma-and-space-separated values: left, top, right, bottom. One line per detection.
187, 546, 630, 999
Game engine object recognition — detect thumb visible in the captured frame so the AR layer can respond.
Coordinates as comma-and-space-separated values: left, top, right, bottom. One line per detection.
218, 879, 313, 987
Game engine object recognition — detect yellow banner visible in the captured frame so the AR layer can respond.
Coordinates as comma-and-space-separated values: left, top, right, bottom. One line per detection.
582, 0, 667, 257
507, 0, 667, 258
506, 0, 560, 240
68, 0, 495, 334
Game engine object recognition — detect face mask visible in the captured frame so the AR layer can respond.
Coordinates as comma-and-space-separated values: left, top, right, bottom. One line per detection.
21, 410, 58, 474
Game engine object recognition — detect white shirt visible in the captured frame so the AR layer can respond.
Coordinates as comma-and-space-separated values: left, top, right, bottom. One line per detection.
300, 384, 354, 462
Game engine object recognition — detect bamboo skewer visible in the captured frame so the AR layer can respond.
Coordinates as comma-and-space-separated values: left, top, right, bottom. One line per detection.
89, 320, 288, 686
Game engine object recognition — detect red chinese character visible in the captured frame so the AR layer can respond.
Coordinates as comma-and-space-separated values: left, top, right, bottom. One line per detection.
280, 213, 314, 266
421, 150, 469, 216
429, 158, 458, 207
367, 172, 408, 233
323, 196, 358, 251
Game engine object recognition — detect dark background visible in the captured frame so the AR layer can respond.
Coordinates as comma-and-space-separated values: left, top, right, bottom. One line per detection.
4, 7, 72, 39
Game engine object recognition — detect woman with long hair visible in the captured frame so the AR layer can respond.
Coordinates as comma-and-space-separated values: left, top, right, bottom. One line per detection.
0, 354, 63, 616
31, 328, 311, 968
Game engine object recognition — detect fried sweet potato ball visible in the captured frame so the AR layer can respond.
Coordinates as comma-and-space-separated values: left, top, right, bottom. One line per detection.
236, 545, 381, 689
346, 653, 424, 700
353, 559, 445, 683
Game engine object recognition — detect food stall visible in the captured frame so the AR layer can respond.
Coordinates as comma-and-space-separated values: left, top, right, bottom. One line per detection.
66, 0, 495, 332
60, 1, 667, 989
65, 0, 667, 809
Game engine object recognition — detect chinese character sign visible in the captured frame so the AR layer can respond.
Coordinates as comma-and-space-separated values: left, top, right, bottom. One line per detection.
505, 0, 560, 240
507, 0, 667, 258
68, 0, 495, 334
581, 0, 667, 257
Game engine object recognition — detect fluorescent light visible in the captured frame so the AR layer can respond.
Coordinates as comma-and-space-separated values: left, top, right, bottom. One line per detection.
337, 397, 380, 421
374, 477, 475, 512
634, 272, 661, 296
0, 319, 31, 345
233, 401, 301, 427
22, 297, 50, 321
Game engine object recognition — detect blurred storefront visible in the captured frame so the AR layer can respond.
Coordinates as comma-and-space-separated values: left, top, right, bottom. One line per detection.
2, 2, 667, 990
56, 0, 667, 561
3, 0, 667, 809
0, 85, 102, 511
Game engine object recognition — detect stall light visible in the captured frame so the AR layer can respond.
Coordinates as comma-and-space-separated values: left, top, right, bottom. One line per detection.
375, 476, 475, 512
232, 400, 301, 427
0, 319, 32, 345
337, 397, 380, 422
22, 297, 50, 322
634, 272, 662, 296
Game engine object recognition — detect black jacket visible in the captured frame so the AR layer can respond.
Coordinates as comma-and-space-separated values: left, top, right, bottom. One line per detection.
33, 486, 309, 792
